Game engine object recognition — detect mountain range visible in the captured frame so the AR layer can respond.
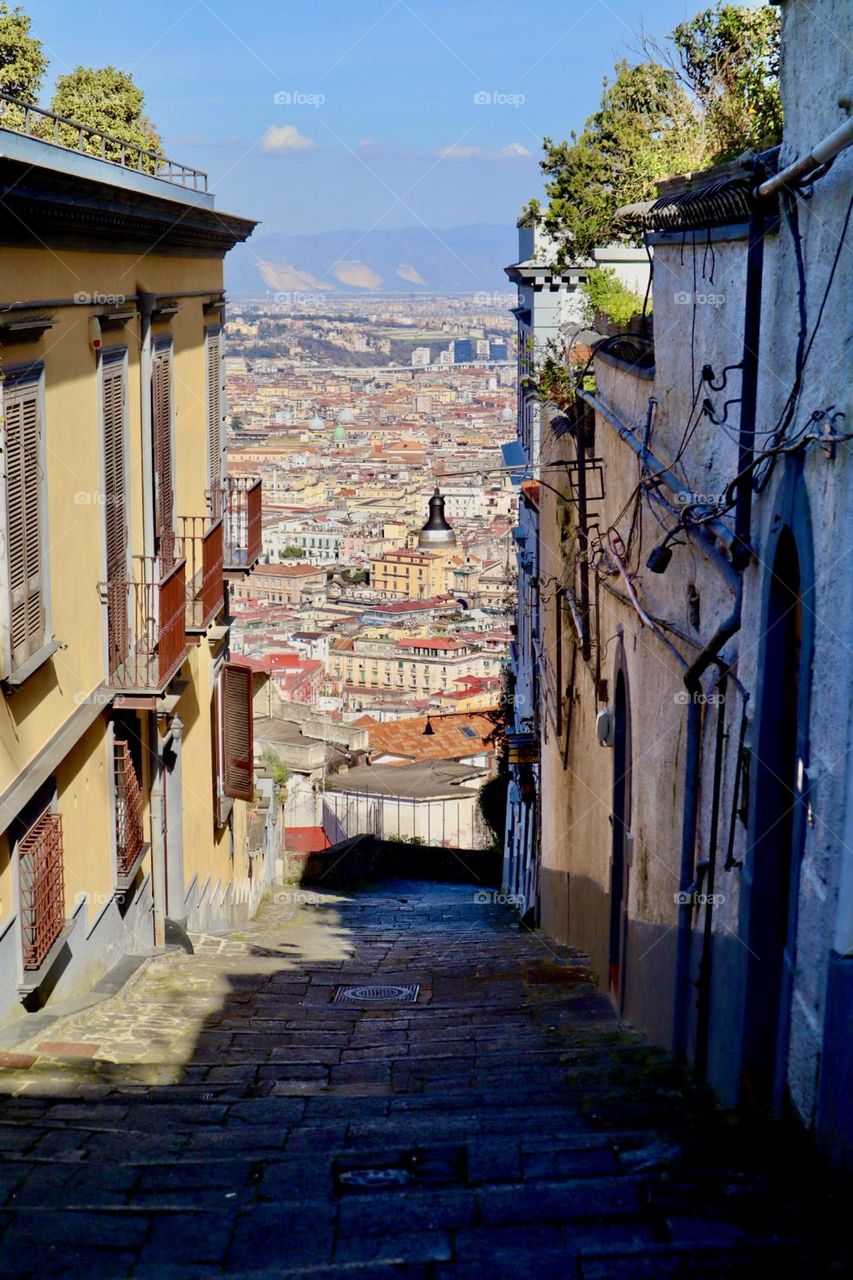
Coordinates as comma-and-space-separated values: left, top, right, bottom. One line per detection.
225, 224, 518, 298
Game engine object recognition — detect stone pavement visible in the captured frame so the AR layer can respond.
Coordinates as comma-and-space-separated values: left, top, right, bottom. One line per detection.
0, 880, 847, 1278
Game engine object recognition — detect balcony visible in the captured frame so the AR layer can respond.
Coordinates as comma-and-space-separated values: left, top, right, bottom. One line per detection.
103, 555, 187, 695
178, 516, 224, 633
210, 477, 262, 572
19, 811, 65, 970
0, 91, 208, 192
113, 739, 147, 890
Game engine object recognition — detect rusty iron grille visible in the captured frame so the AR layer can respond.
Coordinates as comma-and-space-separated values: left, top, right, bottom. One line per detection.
103, 555, 187, 692
113, 739, 144, 876
178, 516, 224, 631
19, 810, 65, 970
212, 477, 262, 569
333, 984, 420, 1004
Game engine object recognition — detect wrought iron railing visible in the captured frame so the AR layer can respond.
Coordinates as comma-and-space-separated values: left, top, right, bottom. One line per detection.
0, 92, 208, 191
113, 740, 145, 877
103, 555, 187, 692
19, 811, 65, 970
210, 477, 262, 570
178, 516, 224, 631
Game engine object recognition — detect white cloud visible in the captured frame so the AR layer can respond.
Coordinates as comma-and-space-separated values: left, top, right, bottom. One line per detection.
439, 142, 530, 161
262, 124, 316, 153
356, 138, 377, 150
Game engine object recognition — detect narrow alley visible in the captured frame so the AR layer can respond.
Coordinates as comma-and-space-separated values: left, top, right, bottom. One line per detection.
0, 882, 846, 1278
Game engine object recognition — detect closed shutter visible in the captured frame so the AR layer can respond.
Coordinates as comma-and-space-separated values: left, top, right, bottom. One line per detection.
221, 661, 254, 801
151, 343, 174, 563
3, 378, 45, 669
206, 330, 223, 493
102, 358, 129, 670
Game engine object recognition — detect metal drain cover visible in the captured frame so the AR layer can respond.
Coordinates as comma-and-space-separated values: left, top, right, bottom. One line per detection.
333, 983, 420, 1004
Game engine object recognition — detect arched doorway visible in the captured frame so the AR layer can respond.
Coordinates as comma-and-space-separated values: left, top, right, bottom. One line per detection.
741, 521, 812, 1113
609, 667, 631, 1007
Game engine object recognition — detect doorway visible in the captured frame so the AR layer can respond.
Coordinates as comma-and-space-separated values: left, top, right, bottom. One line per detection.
742, 524, 809, 1112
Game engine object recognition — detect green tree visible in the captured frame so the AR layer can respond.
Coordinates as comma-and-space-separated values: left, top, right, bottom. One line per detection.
579, 267, 646, 328
671, 3, 782, 161
49, 66, 162, 165
534, 5, 783, 261
539, 60, 705, 262
0, 2, 46, 128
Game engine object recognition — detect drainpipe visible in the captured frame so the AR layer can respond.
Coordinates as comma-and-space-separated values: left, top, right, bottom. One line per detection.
672, 583, 742, 1062
694, 671, 728, 1082
732, 177, 766, 566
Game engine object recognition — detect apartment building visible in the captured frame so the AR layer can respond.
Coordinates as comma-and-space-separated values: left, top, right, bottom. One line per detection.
0, 105, 261, 1024
369, 549, 447, 599
231, 562, 326, 606
533, 4, 853, 1164
328, 635, 497, 698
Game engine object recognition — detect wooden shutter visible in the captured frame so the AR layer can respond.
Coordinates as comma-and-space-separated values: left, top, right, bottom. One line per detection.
151, 344, 174, 561
221, 661, 254, 801
102, 359, 128, 578
103, 358, 129, 670
206, 330, 223, 493
3, 378, 45, 669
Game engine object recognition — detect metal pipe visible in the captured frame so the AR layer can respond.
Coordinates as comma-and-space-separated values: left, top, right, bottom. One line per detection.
756, 119, 853, 200
695, 672, 728, 1082
0, 289, 223, 313
733, 193, 766, 562
672, 583, 743, 1062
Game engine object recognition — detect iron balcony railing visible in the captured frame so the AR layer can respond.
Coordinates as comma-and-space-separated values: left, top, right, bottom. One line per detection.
178, 516, 224, 632
210, 477, 262, 571
19, 810, 65, 970
113, 739, 145, 880
0, 92, 208, 191
103, 555, 187, 693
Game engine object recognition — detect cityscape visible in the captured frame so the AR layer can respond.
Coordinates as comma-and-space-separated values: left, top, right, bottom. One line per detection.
0, 0, 850, 1275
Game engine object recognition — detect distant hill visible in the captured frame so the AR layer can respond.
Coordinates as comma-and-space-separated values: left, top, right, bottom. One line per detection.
225, 224, 518, 297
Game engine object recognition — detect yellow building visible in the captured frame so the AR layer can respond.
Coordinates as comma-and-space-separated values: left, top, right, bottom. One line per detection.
369, 548, 452, 599
0, 108, 262, 1024
328, 635, 498, 697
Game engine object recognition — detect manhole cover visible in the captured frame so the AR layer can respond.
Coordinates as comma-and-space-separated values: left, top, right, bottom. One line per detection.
333, 983, 420, 1004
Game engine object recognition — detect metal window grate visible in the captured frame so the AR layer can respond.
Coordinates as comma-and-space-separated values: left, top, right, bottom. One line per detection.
19, 810, 65, 970
113, 739, 144, 877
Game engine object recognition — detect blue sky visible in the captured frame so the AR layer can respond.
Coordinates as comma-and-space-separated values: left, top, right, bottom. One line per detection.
26, 0, 699, 236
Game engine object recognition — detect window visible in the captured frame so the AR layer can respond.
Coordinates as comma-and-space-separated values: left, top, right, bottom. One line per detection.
17, 796, 64, 970
112, 723, 145, 880
151, 341, 175, 563
213, 660, 254, 823
1, 368, 48, 674
206, 327, 224, 493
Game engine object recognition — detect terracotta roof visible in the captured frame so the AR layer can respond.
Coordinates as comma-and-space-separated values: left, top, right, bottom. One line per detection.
252, 563, 326, 578
396, 637, 464, 651
366, 711, 495, 763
